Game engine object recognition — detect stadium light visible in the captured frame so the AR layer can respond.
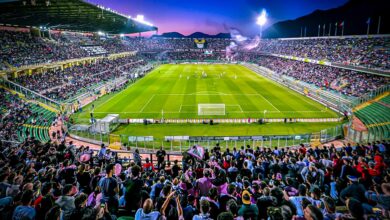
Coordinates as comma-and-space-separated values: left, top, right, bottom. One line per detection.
257, 9, 267, 38
136, 15, 144, 21
119, 34, 124, 37
134, 14, 154, 27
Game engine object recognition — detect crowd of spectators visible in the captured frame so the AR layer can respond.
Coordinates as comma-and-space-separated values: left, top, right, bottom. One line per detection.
0, 30, 140, 70
0, 88, 54, 142
251, 55, 389, 97
2, 29, 388, 72
0, 88, 32, 142
0, 130, 389, 220
2, 28, 389, 100
140, 51, 226, 62
250, 37, 389, 71
0, 30, 88, 69
13, 56, 146, 101
122, 37, 230, 52
124, 36, 389, 71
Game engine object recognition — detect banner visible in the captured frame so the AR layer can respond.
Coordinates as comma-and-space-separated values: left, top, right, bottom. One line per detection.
194, 39, 207, 49
187, 145, 205, 160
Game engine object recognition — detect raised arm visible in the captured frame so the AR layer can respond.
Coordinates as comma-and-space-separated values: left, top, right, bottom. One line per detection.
160, 191, 175, 216
176, 196, 183, 217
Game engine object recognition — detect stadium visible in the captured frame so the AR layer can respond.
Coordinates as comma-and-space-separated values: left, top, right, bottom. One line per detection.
0, 0, 389, 219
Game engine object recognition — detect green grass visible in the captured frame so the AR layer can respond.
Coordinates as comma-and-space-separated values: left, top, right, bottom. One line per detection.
112, 122, 341, 139
72, 64, 339, 123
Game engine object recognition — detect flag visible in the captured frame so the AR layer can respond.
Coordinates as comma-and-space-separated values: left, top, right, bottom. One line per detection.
366, 18, 371, 24
187, 145, 205, 160
339, 21, 344, 27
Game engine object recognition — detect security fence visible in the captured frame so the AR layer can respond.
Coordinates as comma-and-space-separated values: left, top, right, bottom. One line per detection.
67, 122, 345, 153
351, 84, 390, 108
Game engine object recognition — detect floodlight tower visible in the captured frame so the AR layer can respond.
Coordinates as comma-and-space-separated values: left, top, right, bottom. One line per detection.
257, 9, 267, 38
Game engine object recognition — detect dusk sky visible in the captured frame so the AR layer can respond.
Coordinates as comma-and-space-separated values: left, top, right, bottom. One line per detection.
88, 0, 349, 36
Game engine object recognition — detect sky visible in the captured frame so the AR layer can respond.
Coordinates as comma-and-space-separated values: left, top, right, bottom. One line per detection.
89, 0, 349, 36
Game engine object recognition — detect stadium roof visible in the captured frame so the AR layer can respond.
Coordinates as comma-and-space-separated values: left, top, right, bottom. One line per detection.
0, 0, 158, 34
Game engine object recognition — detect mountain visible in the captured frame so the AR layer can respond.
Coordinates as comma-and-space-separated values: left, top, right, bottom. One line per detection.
156, 32, 185, 38
152, 32, 231, 38
263, 0, 389, 38
214, 33, 231, 38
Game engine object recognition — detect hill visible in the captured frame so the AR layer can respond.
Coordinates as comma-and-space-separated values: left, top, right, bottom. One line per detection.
263, 0, 389, 38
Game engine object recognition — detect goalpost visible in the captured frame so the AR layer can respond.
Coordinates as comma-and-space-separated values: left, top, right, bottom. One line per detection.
198, 104, 226, 116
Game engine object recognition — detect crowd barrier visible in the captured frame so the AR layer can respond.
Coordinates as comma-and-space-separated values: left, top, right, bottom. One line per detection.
67, 123, 345, 153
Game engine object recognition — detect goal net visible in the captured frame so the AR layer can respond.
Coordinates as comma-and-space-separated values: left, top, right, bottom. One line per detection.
198, 104, 226, 115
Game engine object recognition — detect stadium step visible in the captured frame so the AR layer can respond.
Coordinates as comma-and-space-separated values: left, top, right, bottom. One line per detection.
355, 97, 390, 139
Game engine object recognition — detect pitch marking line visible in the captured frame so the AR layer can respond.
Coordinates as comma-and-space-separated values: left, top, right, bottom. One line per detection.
93, 110, 326, 114
157, 93, 262, 96
93, 75, 152, 110
256, 93, 281, 112
278, 85, 324, 111
236, 104, 244, 113
139, 94, 155, 112
190, 91, 227, 95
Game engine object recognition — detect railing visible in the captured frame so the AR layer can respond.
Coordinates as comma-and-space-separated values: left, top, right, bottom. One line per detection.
351, 84, 390, 108
67, 122, 345, 152
1, 78, 61, 110
0, 139, 21, 148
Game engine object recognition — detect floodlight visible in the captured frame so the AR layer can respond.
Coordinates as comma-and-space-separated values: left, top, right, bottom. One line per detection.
136, 15, 144, 21
257, 9, 267, 26
119, 34, 124, 37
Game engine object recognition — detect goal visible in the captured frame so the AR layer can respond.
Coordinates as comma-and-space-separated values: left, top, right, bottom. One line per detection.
198, 104, 226, 115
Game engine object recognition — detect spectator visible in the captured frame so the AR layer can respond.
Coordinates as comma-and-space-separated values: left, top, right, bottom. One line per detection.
99, 164, 119, 214
12, 190, 36, 220
193, 199, 212, 220
156, 146, 166, 170
238, 190, 259, 219
135, 198, 161, 220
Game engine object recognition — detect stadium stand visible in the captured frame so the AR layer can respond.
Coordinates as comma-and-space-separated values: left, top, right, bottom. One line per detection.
354, 95, 390, 139
12, 55, 146, 101
0, 88, 55, 143
251, 37, 390, 71
0, 30, 89, 68
251, 55, 389, 97
80, 46, 108, 56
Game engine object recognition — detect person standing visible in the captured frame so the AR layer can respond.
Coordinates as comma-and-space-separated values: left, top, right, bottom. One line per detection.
99, 164, 119, 215
12, 190, 36, 220
156, 147, 166, 170
98, 144, 107, 167
133, 149, 142, 167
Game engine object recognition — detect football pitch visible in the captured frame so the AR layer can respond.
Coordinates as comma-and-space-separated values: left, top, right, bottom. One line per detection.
73, 64, 339, 122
